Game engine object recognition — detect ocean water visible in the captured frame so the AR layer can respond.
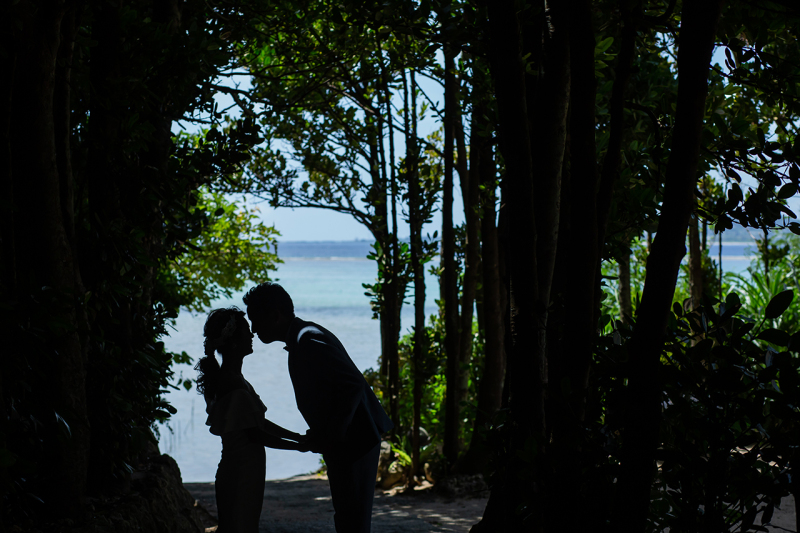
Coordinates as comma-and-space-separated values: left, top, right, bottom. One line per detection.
158, 241, 439, 482
158, 240, 755, 482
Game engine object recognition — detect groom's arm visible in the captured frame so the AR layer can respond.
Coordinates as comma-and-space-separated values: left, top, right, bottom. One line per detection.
261, 418, 305, 441
245, 427, 308, 450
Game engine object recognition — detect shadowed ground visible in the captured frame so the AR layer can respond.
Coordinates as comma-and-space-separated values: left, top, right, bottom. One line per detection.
186, 474, 489, 532
186, 474, 798, 533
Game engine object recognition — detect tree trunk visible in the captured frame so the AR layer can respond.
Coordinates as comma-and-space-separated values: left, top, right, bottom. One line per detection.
541, 17, 597, 527
404, 68, 427, 484
610, 2, 724, 530
384, 60, 402, 435
0, 14, 16, 295
689, 215, 703, 309
619, 250, 633, 323
456, 97, 506, 475
442, 40, 462, 467
10, 1, 88, 518
595, 1, 640, 253
84, 0, 130, 493
454, 79, 482, 467
473, 0, 543, 529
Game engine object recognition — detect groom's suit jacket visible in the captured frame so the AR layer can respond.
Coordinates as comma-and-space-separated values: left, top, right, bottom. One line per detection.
285, 317, 393, 460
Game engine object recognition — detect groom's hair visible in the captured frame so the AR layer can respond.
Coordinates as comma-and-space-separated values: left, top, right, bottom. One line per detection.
243, 282, 294, 316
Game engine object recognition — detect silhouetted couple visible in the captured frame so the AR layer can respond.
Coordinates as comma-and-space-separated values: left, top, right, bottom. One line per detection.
195, 282, 393, 533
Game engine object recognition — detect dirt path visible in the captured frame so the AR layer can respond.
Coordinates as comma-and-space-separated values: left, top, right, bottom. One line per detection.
186, 475, 797, 533
186, 474, 488, 532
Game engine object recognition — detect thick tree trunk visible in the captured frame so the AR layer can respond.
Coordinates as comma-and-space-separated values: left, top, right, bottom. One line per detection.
529, 3, 569, 316
442, 42, 462, 467
473, 0, 543, 529
84, 0, 131, 493
543, 19, 598, 532
558, 0, 599, 431
0, 14, 16, 295
611, 1, 724, 530
10, 1, 88, 518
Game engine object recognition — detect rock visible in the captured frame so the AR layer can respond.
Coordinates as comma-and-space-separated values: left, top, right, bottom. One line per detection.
433, 474, 489, 499
424, 462, 435, 484
380, 460, 408, 490
376, 440, 393, 483
39, 452, 207, 533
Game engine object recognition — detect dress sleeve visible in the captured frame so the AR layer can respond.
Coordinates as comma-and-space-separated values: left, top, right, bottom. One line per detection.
205, 388, 268, 436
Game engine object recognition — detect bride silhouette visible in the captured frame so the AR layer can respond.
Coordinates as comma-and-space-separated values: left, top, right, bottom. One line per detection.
196, 307, 306, 532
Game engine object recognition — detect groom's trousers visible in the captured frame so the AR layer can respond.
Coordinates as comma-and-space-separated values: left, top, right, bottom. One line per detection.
324, 442, 381, 533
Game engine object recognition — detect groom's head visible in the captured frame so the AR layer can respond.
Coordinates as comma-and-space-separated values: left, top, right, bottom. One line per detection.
243, 282, 295, 345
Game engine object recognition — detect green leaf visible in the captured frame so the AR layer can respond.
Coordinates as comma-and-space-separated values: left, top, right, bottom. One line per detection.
777, 183, 796, 199
756, 328, 790, 346
765, 290, 793, 319
723, 83, 740, 95
596, 36, 614, 54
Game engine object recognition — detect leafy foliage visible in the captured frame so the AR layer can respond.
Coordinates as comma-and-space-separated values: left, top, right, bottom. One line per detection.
162, 187, 280, 313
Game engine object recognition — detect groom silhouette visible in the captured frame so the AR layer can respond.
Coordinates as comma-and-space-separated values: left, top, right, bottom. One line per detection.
243, 282, 393, 533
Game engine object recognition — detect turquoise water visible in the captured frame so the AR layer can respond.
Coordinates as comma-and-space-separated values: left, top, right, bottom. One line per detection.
158, 243, 439, 482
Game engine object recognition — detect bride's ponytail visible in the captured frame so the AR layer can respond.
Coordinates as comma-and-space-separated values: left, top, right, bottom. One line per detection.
195, 346, 221, 401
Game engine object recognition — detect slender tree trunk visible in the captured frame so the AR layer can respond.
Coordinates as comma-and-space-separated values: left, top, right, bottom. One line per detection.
371, 119, 390, 382
371, 59, 398, 433
611, 2, 724, 530
454, 80, 481, 464
404, 68, 426, 484
702, 219, 708, 251
689, 215, 703, 308
719, 232, 723, 302
384, 60, 401, 434
595, 1, 640, 252
619, 250, 633, 323
442, 39, 462, 466
763, 227, 770, 285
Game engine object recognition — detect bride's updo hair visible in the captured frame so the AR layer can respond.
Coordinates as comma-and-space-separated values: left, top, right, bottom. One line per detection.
195, 307, 247, 401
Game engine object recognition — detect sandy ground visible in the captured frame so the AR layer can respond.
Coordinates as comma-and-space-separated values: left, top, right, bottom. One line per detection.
185, 475, 797, 533
186, 474, 488, 532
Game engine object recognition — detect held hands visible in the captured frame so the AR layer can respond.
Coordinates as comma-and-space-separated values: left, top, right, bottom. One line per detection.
293, 433, 312, 453
299, 429, 328, 454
